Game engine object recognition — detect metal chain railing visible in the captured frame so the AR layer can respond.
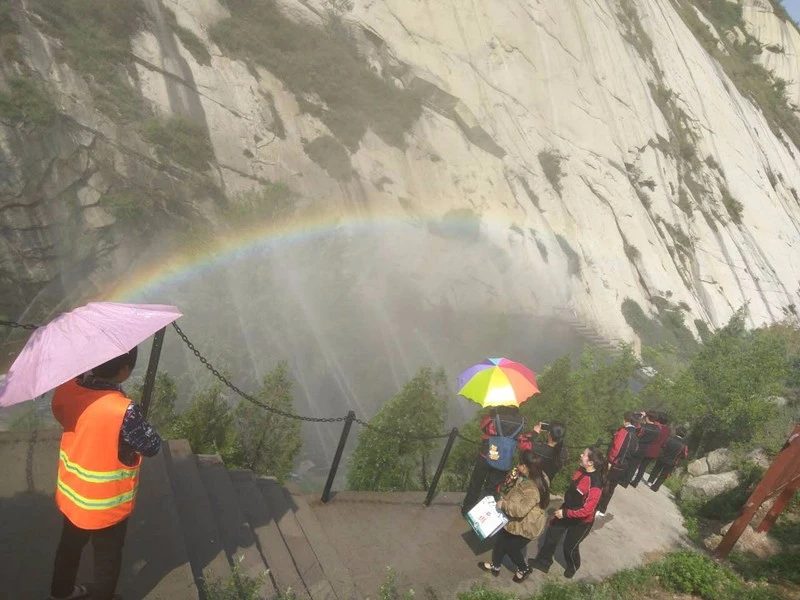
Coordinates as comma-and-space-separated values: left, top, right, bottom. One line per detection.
171, 322, 348, 424
0, 320, 39, 330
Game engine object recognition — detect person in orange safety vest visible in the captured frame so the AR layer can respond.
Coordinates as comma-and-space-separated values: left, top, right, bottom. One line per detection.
49, 347, 162, 600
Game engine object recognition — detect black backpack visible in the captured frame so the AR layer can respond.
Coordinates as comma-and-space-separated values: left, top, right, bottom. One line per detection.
614, 427, 639, 467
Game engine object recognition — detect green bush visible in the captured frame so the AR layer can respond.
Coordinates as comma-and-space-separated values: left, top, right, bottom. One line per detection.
30, 0, 147, 122
673, 0, 800, 150
303, 135, 353, 181
164, 8, 211, 65
210, 0, 421, 149
101, 189, 156, 223
378, 567, 415, 600
538, 149, 565, 195
720, 184, 744, 225
694, 0, 743, 30
0, 0, 17, 35
618, 0, 658, 70
456, 587, 515, 600
623, 240, 640, 261
202, 559, 279, 600
621, 298, 699, 365
698, 462, 763, 521
555, 234, 581, 277
224, 182, 295, 223
730, 551, 800, 586
142, 117, 214, 171
0, 76, 56, 125
655, 550, 738, 598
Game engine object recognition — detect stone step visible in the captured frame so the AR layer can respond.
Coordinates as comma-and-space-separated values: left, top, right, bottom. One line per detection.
229, 469, 308, 599
0, 431, 197, 600
0, 430, 65, 600
195, 456, 276, 599
257, 477, 336, 600
162, 440, 231, 596
117, 449, 196, 599
288, 491, 359, 600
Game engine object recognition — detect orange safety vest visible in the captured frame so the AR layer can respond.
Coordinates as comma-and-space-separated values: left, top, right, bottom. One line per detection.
53, 379, 141, 530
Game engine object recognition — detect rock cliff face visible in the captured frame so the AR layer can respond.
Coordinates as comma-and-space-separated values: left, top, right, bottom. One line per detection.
2, 0, 800, 347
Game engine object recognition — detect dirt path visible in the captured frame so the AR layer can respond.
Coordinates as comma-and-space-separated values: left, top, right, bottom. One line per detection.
305, 484, 689, 598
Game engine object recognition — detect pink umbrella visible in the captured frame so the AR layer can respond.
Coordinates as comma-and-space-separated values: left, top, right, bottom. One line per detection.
0, 302, 182, 408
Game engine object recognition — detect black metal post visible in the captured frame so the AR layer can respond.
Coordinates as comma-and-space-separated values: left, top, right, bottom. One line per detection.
140, 327, 166, 419
424, 427, 459, 507
321, 411, 355, 503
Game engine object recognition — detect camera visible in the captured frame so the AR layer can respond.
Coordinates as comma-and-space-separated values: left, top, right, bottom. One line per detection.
540, 422, 551, 432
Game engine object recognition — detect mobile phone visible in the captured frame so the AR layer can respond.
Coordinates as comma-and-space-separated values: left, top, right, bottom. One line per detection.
540, 422, 551, 432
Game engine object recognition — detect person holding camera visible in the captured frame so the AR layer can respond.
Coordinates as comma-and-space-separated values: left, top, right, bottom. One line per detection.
520, 421, 567, 481
477, 452, 550, 582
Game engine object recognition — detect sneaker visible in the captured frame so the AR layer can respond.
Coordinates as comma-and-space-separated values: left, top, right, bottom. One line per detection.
595, 510, 605, 518
564, 567, 577, 579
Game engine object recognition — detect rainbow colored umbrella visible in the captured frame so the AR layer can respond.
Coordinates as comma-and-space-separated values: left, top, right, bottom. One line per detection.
457, 358, 539, 407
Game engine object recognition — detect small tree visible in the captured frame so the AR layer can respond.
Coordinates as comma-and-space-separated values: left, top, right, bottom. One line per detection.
640, 310, 788, 455
347, 367, 448, 491
232, 361, 302, 483
174, 383, 239, 461
129, 371, 180, 437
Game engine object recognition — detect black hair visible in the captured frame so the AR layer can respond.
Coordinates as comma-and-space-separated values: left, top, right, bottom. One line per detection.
586, 445, 608, 482
92, 347, 138, 380
624, 411, 636, 424
520, 450, 550, 509
548, 421, 566, 466
675, 426, 687, 438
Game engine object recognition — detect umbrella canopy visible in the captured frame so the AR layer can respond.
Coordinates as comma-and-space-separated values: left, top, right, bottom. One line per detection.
0, 302, 182, 408
457, 357, 539, 408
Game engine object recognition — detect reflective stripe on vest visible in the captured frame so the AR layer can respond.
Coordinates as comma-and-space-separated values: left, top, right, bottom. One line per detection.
57, 480, 139, 511
59, 450, 138, 483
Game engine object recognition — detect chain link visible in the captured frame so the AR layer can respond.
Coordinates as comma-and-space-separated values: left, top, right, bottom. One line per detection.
171, 322, 347, 424
456, 432, 480, 445
0, 320, 39, 330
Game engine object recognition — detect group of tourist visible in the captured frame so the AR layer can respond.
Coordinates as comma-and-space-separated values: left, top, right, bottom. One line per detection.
463, 406, 689, 582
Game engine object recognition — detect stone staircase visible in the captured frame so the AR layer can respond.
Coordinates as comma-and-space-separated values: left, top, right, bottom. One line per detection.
0, 431, 356, 600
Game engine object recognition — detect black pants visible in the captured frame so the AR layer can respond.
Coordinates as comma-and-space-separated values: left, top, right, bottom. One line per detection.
50, 516, 128, 600
491, 529, 530, 571
647, 460, 673, 491
630, 457, 653, 486
597, 466, 626, 514
462, 457, 507, 516
533, 518, 593, 574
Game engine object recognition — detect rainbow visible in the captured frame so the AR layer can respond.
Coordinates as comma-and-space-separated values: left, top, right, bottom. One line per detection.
103, 207, 507, 303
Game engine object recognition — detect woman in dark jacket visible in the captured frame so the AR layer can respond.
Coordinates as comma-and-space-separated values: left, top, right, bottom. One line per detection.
523, 421, 567, 481
529, 446, 607, 579
478, 452, 550, 582
461, 405, 526, 516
